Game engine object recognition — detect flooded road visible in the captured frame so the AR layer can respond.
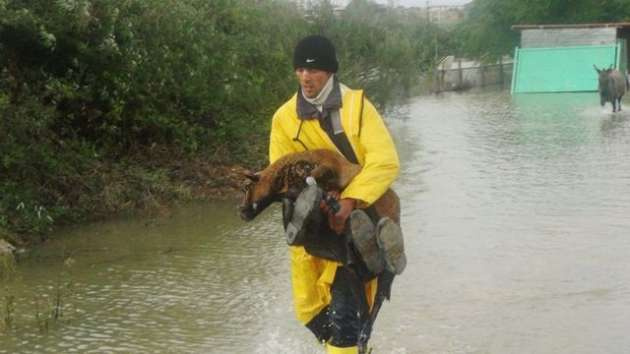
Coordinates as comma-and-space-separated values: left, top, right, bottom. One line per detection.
3, 88, 630, 353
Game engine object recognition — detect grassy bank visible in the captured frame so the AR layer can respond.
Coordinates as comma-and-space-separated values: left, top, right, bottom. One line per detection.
0, 142, 268, 246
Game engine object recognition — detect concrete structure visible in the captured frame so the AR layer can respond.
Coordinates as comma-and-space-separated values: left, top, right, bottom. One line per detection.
511, 23, 630, 94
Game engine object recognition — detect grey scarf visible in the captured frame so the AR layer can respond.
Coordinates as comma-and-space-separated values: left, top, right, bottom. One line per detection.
297, 75, 342, 121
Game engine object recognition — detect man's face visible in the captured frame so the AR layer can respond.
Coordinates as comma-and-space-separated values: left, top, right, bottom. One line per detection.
295, 68, 332, 98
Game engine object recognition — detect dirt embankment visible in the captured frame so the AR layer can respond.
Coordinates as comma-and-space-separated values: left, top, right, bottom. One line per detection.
2, 152, 260, 249
171, 158, 251, 200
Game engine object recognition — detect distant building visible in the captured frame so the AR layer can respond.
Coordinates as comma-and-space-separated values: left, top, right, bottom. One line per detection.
323, 1, 467, 25
401, 4, 466, 26
511, 23, 630, 94
426, 5, 466, 26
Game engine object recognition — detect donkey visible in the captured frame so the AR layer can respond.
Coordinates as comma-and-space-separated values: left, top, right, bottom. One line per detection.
594, 65, 627, 113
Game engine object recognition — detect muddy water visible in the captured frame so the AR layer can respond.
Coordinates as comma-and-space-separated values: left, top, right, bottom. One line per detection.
2, 89, 630, 353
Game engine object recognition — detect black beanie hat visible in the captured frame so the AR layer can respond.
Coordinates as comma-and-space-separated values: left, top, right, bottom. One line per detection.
293, 35, 338, 73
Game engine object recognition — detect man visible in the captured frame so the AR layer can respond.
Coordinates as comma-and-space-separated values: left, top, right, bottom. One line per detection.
269, 35, 404, 354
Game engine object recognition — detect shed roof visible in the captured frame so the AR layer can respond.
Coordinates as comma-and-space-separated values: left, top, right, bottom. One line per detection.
512, 23, 630, 31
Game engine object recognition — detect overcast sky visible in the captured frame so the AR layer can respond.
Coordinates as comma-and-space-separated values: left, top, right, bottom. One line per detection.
375, 0, 471, 6
343, 0, 472, 7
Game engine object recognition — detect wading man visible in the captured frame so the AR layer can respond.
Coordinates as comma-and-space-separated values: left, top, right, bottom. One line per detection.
269, 35, 405, 353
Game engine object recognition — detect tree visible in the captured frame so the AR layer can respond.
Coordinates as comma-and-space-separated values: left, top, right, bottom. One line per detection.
456, 0, 630, 59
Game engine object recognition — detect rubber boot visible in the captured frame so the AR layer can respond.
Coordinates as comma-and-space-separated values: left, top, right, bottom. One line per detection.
284, 184, 322, 245
376, 217, 407, 275
349, 209, 383, 274
326, 343, 359, 354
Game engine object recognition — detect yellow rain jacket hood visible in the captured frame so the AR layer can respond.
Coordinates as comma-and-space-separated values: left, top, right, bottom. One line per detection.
269, 84, 400, 325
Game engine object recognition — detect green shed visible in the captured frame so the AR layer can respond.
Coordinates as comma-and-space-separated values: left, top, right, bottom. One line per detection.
511, 23, 630, 94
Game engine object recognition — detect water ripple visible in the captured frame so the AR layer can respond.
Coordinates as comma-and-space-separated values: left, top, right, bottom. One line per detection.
4, 90, 630, 353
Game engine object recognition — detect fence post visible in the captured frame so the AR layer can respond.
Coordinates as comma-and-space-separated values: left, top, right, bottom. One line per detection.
499, 56, 504, 87
457, 59, 462, 89
433, 68, 441, 93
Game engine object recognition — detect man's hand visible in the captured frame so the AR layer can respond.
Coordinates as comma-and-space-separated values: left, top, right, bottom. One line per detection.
321, 191, 355, 235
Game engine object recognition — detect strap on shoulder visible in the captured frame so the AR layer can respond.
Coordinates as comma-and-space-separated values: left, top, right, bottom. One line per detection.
357, 90, 365, 138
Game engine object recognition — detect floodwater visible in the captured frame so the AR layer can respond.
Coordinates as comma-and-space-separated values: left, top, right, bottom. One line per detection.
2, 88, 630, 353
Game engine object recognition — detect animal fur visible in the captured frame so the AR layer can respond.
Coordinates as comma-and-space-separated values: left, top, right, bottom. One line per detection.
594, 65, 627, 112
239, 149, 400, 224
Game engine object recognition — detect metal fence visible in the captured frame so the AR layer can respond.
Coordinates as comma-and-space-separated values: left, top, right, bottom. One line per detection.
434, 58, 514, 92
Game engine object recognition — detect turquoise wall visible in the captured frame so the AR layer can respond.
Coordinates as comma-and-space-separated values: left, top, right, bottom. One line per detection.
511, 44, 619, 94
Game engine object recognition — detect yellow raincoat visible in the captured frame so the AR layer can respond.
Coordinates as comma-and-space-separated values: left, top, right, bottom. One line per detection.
269, 86, 400, 326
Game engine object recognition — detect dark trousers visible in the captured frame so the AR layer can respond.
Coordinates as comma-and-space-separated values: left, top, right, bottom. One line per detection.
306, 266, 370, 347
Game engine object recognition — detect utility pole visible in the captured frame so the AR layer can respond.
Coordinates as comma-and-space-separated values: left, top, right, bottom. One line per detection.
427, 0, 438, 62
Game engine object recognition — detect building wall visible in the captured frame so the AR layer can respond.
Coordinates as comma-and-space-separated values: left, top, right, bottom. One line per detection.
511, 45, 618, 93
521, 28, 617, 48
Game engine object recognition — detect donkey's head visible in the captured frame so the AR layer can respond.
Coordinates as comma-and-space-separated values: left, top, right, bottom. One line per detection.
594, 64, 614, 105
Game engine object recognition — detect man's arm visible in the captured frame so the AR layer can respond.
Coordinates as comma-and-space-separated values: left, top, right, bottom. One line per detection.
326, 97, 399, 234
341, 98, 400, 206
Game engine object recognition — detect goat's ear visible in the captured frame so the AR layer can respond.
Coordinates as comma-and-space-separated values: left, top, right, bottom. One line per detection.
243, 171, 260, 182
594, 64, 601, 73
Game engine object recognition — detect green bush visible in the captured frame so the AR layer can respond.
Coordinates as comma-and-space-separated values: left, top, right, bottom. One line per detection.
0, 0, 443, 237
